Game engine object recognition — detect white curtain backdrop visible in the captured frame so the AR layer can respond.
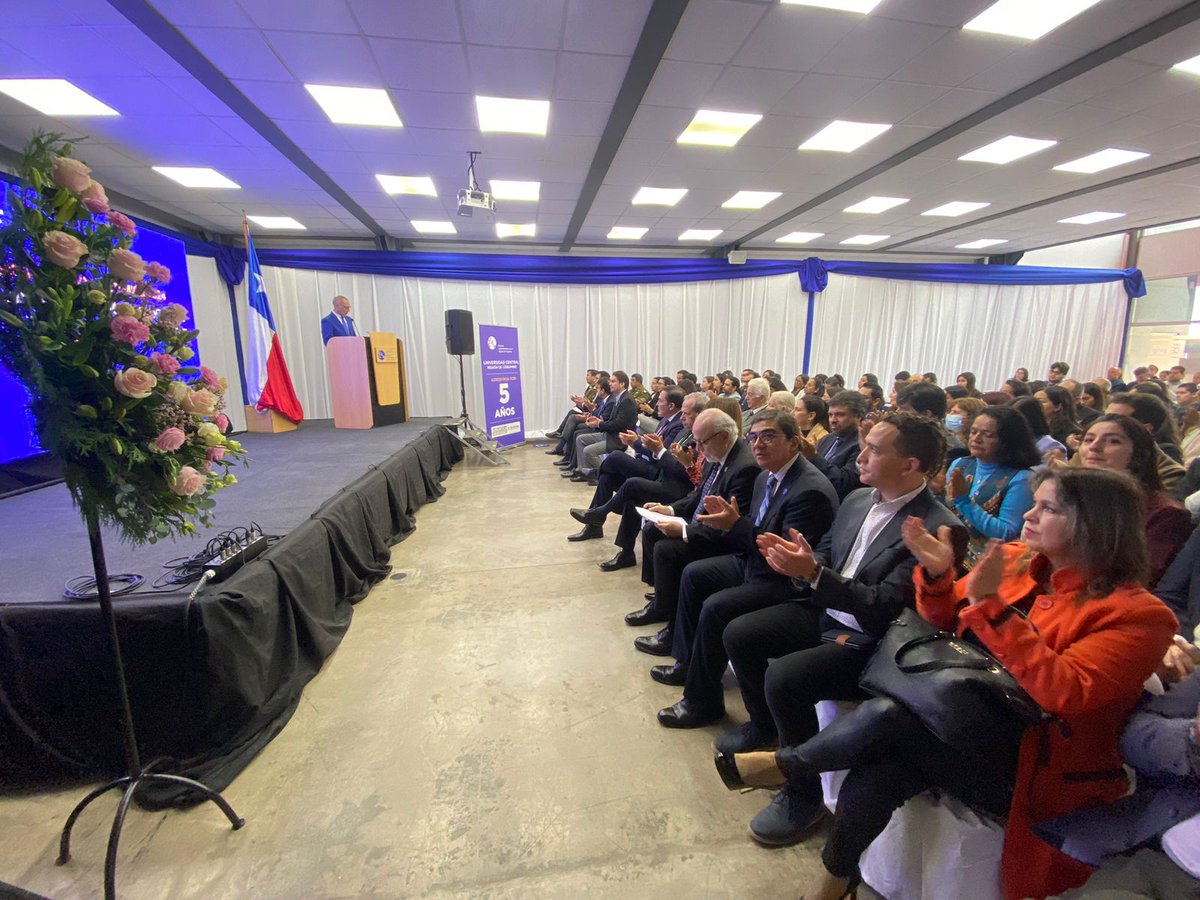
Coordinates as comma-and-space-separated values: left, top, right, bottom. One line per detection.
809, 275, 1128, 392
227, 269, 807, 432
186, 254, 247, 433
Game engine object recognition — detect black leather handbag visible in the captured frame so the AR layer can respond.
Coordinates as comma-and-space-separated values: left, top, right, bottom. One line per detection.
859, 608, 1048, 752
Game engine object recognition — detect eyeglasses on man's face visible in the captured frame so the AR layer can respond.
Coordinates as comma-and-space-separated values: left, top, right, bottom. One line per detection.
746, 429, 782, 445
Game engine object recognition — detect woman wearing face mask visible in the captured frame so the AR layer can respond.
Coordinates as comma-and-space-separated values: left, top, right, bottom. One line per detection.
1078, 414, 1190, 586
945, 398, 984, 444
714, 467, 1178, 900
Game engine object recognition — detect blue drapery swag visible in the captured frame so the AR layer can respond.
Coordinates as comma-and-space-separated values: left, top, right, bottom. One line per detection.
182, 246, 1147, 300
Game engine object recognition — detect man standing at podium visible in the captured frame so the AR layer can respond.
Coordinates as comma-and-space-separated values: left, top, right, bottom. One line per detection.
321, 295, 358, 345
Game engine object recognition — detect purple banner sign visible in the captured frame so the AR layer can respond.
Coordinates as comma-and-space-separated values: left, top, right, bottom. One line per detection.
478, 324, 525, 446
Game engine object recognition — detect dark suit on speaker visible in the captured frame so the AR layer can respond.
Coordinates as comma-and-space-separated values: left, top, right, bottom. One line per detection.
640, 440, 759, 622
670, 456, 840, 713
811, 431, 862, 499
321, 311, 358, 345
721, 486, 961, 789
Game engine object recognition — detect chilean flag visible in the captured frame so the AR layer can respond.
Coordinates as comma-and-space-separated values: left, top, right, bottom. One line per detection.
244, 226, 304, 423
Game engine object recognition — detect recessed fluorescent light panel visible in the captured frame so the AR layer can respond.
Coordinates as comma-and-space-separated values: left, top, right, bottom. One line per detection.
956, 239, 1008, 249
632, 187, 688, 206
410, 220, 457, 234
305, 84, 402, 127
0, 78, 118, 116
607, 226, 648, 240
152, 166, 240, 189
1173, 53, 1200, 75
775, 232, 825, 244
922, 201, 991, 217
496, 223, 536, 238
781, 0, 883, 11
246, 216, 305, 230
723, 191, 782, 209
963, 0, 1104, 41
490, 180, 540, 201
959, 135, 1057, 164
1058, 211, 1125, 225
799, 120, 892, 152
677, 109, 762, 147
1053, 148, 1149, 174
376, 174, 436, 196
844, 196, 908, 214
475, 96, 550, 135
840, 234, 889, 245
679, 229, 722, 241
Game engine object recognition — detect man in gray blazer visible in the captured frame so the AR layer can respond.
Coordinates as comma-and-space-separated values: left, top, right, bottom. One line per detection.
719, 412, 963, 846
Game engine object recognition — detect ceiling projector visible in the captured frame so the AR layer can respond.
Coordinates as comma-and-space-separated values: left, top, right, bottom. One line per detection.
457, 150, 495, 218
457, 187, 495, 217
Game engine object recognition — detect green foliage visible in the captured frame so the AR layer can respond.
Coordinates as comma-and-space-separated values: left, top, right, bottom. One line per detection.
0, 131, 247, 544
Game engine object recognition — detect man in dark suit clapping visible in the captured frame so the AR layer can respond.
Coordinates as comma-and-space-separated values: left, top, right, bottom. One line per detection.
568, 371, 638, 482
719, 412, 962, 845
653, 410, 840, 728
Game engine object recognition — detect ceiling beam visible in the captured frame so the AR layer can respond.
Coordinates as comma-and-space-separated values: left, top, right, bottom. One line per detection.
105, 0, 408, 247
558, 0, 690, 252
726, 0, 1200, 251
880, 151, 1200, 251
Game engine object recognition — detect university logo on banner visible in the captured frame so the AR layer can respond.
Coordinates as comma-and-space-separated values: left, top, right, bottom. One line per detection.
478, 324, 524, 446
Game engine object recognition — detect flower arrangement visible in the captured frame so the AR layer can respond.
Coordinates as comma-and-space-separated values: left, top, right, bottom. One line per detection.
0, 132, 245, 543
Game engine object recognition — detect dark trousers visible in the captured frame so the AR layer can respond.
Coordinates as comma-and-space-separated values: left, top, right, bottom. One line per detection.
589, 452, 656, 508
672, 556, 796, 710
777, 697, 1017, 880
643, 529, 727, 621
555, 414, 583, 453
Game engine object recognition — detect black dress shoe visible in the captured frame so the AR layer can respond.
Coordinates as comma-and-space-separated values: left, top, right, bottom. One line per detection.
545, 431, 561, 439
599, 550, 636, 572
633, 626, 672, 655
624, 602, 668, 627
658, 699, 723, 729
570, 471, 591, 482
553, 459, 572, 467
571, 507, 605, 526
567, 524, 604, 542
545, 448, 563, 455
650, 663, 687, 686
586, 474, 599, 486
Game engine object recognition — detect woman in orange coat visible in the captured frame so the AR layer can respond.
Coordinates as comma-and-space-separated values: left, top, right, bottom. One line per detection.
714, 467, 1178, 900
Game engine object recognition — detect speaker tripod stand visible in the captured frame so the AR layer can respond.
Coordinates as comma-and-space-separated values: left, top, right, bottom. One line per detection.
443, 353, 509, 467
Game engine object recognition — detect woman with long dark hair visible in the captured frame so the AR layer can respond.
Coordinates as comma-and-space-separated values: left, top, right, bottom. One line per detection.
944, 405, 1041, 566
1011, 396, 1067, 465
715, 468, 1178, 900
1035, 384, 1082, 449
956, 371, 982, 398
1078, 414, 1190, 585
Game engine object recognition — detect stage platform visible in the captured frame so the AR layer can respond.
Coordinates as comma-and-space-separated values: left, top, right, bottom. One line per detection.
0, 419, 462, 805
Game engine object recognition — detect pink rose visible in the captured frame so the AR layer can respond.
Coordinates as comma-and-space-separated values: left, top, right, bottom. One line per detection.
157, 303, 188, 329
50, 156, 92, 193
150, 352, 181, 376
107, 211, 137, 237
171, 466, 205, 497
215, 413, 230, 432
145, 261, 171, 284
180, 388, 217, 416
206, 446, 226, 463
110, 314, 150, 345
199, 366, 221, 390
108, 247, 146, 282
153, 427, 186, 452
42, 230, 88, 269
113, 367, 157, 399
81, 181, 109, 214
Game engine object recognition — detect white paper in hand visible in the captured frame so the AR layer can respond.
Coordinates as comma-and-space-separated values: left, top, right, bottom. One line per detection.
635, 507, 687, 529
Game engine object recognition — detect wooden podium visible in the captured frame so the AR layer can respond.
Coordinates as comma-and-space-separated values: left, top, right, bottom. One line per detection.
326, 333, 410, 429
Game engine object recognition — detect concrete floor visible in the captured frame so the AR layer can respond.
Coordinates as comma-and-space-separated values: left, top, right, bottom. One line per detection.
0, 443, 833, 899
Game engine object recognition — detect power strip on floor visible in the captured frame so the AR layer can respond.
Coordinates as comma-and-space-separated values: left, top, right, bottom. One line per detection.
205, 534, 270, 582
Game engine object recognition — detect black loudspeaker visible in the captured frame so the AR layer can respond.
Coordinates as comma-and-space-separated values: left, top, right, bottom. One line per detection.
445, 308, 475, 355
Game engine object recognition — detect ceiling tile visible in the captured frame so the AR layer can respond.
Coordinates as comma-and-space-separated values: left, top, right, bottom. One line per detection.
563, 0, 652, 54
459, 0, 567, 50
370, 39, 471, 93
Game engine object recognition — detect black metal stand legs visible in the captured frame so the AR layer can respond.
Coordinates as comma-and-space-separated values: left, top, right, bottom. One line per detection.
55, 510, 245, 900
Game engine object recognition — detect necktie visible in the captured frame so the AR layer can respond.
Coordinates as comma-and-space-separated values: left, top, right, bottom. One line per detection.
345, 316, 355, 336
691, 465, 720, 524
755, 476, 778, 527
824, 436, 842, 460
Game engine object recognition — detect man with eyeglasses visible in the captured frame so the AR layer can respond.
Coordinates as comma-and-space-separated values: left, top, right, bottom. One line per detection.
626, 408, 759, 639
651, 410, 839, 729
